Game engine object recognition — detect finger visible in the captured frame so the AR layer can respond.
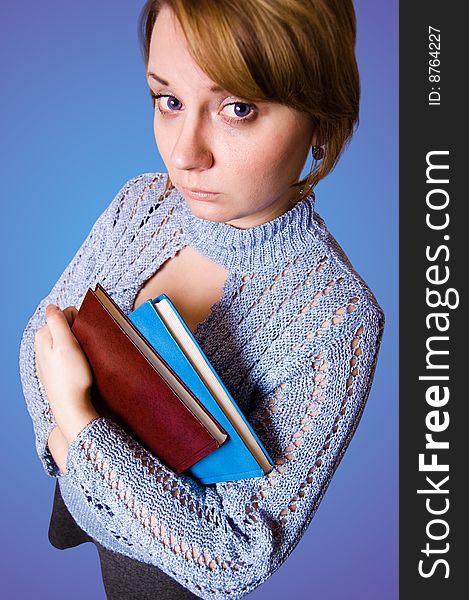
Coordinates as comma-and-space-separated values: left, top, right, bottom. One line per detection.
35, 324, 52, 352
45, 304, 74, 348
62, 306, 79, 328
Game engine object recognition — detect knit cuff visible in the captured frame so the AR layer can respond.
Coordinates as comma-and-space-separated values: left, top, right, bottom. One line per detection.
65, 417, 129, 484
36, 417, 62, 478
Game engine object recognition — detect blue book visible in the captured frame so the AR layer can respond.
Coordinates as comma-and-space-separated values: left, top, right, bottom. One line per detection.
129, 295, 274, 484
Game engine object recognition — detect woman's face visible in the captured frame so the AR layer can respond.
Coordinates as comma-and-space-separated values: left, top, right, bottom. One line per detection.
148, 5, 315, 229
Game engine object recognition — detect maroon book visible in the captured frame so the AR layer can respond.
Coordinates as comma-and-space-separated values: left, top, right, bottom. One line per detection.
71, 285, 227, 473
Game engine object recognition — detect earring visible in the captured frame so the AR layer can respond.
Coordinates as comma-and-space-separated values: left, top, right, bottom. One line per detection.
298, 180, 313, 199
312, 145, 324, 161
296, 147, 322, 200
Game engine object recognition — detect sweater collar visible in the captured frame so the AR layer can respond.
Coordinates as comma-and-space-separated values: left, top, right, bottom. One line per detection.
174, 188, 318, 270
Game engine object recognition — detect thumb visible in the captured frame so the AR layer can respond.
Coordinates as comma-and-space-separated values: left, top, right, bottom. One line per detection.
45, 304, 74, 347
62, 305, 79, 328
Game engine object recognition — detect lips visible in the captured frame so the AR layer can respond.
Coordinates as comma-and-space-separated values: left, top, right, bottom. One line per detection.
183, 187, 219, 194
181, 187, 220, 201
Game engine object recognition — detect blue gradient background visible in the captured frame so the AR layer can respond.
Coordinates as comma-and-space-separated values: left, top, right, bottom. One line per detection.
0, 1, 397, 598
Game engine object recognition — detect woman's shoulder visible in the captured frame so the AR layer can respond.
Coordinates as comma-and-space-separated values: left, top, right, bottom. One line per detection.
100, 171, 176, 230
114, 171, 171, 209
303, 212, 385, 331
123, 171, 169, 191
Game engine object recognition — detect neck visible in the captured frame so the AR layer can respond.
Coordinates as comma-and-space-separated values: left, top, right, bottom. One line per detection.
176, 187, 318, 270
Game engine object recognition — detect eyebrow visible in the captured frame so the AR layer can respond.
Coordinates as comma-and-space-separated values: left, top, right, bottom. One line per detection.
147, 72, 225, 94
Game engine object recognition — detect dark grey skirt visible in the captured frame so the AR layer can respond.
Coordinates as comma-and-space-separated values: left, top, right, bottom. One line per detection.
49, 480, 200, 599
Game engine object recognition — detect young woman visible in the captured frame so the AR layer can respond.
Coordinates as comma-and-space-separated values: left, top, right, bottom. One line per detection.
20, 1, 384, 598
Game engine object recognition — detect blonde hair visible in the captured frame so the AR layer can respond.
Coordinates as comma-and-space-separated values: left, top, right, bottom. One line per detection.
139, 0, 359, 198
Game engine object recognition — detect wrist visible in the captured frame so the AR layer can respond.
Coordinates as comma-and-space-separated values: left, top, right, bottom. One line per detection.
58, 405, 100, 445
50, 388, 100, 445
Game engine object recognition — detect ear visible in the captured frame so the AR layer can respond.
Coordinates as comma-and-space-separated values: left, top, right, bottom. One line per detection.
310, 126, 317, 147
308, 114, 319, 148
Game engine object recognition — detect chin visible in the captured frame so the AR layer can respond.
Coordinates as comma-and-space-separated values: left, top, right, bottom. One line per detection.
184, 198, 236, 223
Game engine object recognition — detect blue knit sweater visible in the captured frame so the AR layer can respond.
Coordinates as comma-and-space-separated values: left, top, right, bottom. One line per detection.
19, 172, 384, 598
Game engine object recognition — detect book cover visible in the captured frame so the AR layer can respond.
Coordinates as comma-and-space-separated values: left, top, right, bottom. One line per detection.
71, 284, 227, 473
129, 294, 274, 484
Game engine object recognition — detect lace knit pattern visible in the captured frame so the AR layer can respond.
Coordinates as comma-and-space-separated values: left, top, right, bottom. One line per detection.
19, 173, 384, 598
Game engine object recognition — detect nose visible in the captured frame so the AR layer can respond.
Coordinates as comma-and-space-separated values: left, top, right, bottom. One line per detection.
171, 113, 214, 171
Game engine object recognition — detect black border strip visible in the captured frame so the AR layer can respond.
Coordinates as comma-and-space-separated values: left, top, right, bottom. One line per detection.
400, 2, 464, 597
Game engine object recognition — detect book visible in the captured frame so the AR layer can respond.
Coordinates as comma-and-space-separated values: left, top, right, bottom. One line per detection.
71, 284, 227, 474
129, 294, 274, 484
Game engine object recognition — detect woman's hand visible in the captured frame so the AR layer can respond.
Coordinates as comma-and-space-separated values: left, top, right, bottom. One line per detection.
35, 304, 99, 445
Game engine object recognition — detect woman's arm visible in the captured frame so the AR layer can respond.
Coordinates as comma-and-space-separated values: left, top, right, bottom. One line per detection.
61, 300, 384, 599
18, 174, 150, 476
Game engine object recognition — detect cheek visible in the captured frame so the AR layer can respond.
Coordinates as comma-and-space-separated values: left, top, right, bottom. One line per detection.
224, 132, 279, 173
254, 130, 311, 189
153, 119, 170, 161
227, 135, 295, 186
224, 156, 266, 199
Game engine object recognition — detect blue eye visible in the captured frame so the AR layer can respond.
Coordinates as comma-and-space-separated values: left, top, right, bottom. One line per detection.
153, 94, 182, 112
150, 93, 256, 124
223, 102, 253, 120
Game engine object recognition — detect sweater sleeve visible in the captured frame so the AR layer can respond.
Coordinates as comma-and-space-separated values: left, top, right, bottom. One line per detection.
64, 299, 384, 599
18, 174, 149, 477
